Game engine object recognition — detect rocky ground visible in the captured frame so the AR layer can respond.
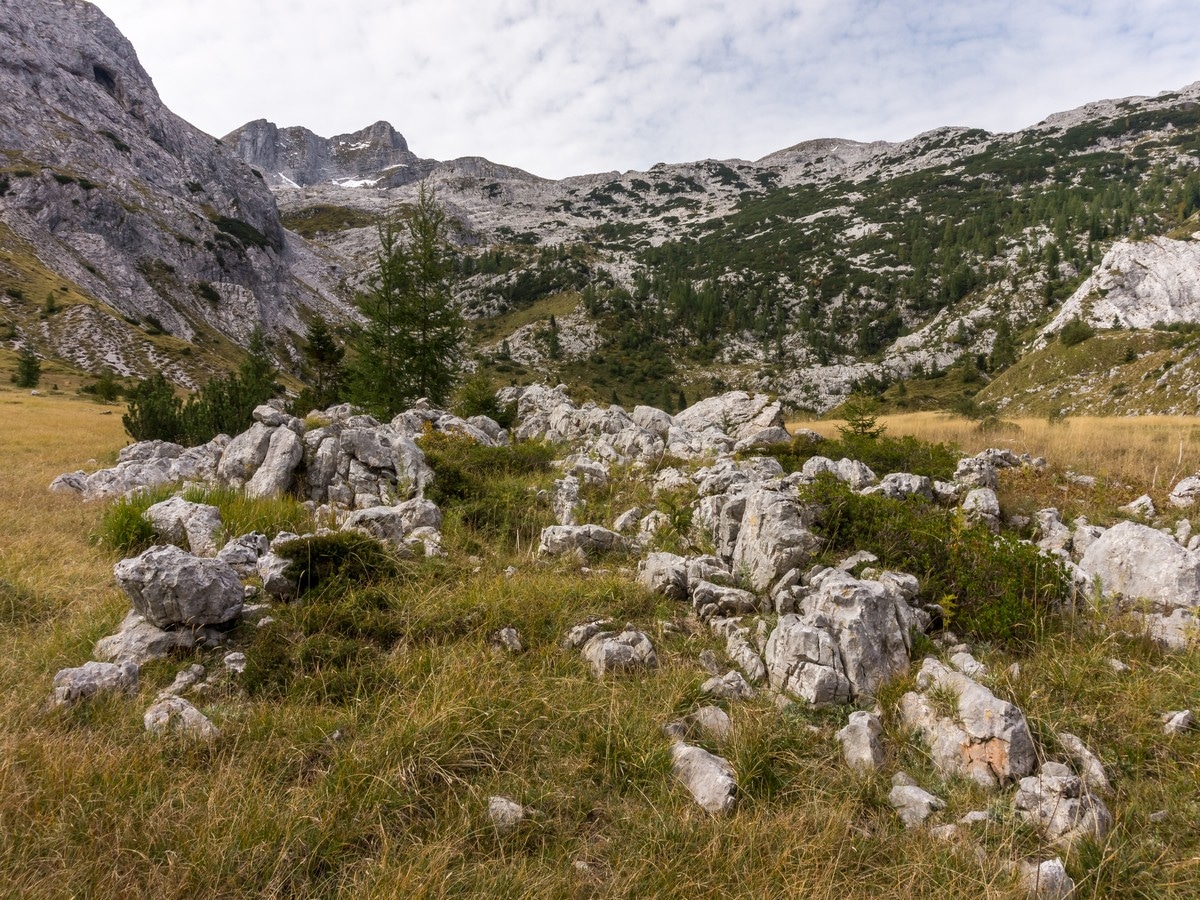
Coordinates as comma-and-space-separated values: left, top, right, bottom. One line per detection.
36, 386, 1200, 896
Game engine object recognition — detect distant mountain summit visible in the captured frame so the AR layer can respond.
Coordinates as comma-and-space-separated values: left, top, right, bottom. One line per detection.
224, 120, 437, 189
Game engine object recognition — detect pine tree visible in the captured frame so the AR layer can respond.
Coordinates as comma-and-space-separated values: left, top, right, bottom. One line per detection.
13, 345, 40, 388
297, 316, 345, 411
350, 185, 464, 417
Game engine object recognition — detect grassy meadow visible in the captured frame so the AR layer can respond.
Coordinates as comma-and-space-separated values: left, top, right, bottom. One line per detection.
0, 388, 1197, 896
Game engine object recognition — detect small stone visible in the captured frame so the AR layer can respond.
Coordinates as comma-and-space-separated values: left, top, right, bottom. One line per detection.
487, 796, 528, 834
700, 670, 755, 701
1013, 857, 1075, 899
1149, 810, 1169, 824
1107, 658, 1130, 674
144, 696, 218, 739
489, 626, 524, 653
671, 742, 737, 814
959, 810, 992, 825
156, 664, 205, 699
929, 824, 960, 842
1162, 710, 1194, 735
223, 652, 247, 674
889, 779, 946, 829
835, 710, 885, 773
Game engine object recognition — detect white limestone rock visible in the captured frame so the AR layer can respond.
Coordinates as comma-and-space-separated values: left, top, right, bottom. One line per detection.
899, 657, 1037, 789
1015, 761, 1112, 848
670, 743, 737, 814
49, 660, 138, 709
143, 696, 219, 740
835, 710, 885, 772
114, 545, 243, 627
143, 496, 223, 556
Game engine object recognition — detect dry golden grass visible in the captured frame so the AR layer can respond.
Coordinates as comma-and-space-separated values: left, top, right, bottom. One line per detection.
794, 412, 1200, 492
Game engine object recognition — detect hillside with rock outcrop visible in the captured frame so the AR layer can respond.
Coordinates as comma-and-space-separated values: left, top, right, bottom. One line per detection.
0, 0, 353, 385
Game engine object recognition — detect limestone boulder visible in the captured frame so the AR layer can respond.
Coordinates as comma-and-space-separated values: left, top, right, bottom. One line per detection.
143, 496, 223, 556
245, 425, 303, 498
899, 657, 1037, 788
836, 710, 885, 773
49, 660, 138, 709
93, 610, 197, 666
731, 487, 819, 592
538, 524, 627, 558
143, 696, 219, 739
114, 545, 243, 627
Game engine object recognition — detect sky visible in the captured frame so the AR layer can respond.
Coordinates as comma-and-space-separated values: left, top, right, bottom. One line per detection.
95, 0, 1200, 180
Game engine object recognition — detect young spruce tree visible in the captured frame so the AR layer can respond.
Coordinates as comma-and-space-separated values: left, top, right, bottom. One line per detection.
350, 185, 463, 418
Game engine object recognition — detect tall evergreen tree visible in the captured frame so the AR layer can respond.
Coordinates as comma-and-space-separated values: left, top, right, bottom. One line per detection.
296, 315, 346, 411
13, 345, 40, 388
350, 185, 464, 417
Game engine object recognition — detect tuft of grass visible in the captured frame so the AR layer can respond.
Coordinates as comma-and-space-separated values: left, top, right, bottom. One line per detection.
94, 483, 178, 554
180, 484, 314, 541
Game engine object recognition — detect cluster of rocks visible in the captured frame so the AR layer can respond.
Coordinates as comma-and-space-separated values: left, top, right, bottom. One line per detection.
49, 399, 506, 511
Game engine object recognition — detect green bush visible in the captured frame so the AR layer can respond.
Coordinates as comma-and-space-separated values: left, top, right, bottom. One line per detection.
452, 372, 516, 427
1059, 317, 1096, 346
95, 484, 178, 554
803, 477, 1070, 643
274, 531, 400, 596
762, 432, 960, 482
180, 485, 312, 540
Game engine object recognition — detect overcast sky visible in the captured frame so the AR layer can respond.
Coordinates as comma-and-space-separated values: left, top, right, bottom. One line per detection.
95, 0, 1200, 180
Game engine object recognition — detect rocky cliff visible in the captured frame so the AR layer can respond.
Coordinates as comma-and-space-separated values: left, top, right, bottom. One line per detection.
0, 0, 352, 385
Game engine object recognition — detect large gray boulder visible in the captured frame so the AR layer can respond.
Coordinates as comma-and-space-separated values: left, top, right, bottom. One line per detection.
899, 657, 1037, 789
731, 488, 819, 592
245, 425, 303, 498
673, 390, 782, 442
216, 422, 274, 488
765, 616, 851, 706
803, 569, 918, 698
1078, 520, 1200, 649
114, 545, 244, 627
143, 496, 223, 556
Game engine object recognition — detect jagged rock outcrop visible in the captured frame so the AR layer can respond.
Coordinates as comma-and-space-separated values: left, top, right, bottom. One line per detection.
0, 0, 349, 382
899, 657, 1037, 789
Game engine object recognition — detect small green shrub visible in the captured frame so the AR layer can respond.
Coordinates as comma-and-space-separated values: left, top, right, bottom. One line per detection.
210, 214, 272, 251
762, 432, 960, 482
195, 282, 221, 303
803, 477, 1070, 643
1059, 317, 1096, 346
453, 372, 516, 427
422, 432, 556, 545
274, 531, 399, 595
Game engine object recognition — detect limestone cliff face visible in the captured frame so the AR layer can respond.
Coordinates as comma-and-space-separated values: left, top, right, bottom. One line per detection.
1041, 236, 1200, 339
224, 119, 435, 189
0, 0, 350, 384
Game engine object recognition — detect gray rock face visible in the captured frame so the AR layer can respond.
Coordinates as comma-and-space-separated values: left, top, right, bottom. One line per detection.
673, 391, 782, 442
954, 457, 999, 490
143, 696, 219, 740
962, 488, 1001, 532
731, 488, 820, 592
49, 660, 138, 709
701, 670, 756, 701
836, 710, 885, 773
93, 610, 197, 666
49, 438, 227, 501
245, 426, 303, 498
867, 472, 933, 501
114, 545, 244, 627
218, 423, 275, 488
538, 524, 628, 558
670, 743, 737, 814
637, 552, 689, 600
1078, 521, 1200, 649
342, 499, 442, 547
899, 657, 1037, 789
216, 532, 269, 577
0, 0, 347, 383
1015, 762, 1113, 848
143, 496, 223, 556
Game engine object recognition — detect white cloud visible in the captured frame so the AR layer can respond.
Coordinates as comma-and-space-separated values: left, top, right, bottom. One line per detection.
94, 0, 1200, 178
